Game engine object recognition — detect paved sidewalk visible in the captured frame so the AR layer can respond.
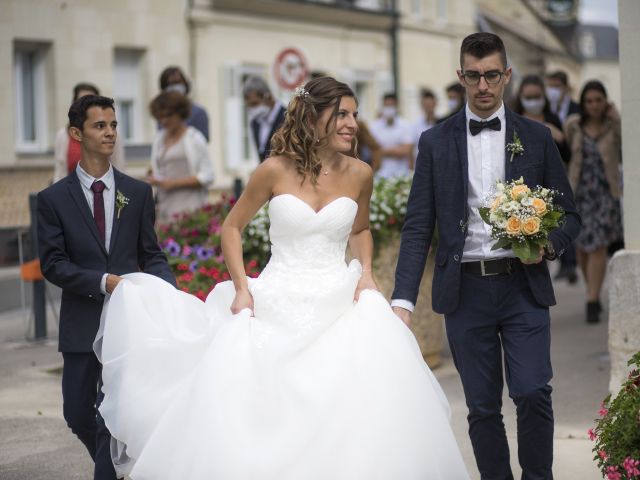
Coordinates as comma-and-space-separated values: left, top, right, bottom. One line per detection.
0, 274, 608, 479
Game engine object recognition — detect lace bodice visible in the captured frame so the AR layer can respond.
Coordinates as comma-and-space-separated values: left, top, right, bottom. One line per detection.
265, 194, 357, 273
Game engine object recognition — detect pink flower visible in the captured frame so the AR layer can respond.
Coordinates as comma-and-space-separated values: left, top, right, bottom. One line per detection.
588, 428, 597, 441
599, 402, 609, 417
606, 465, 622, 480
623, 457, 640, 477
598, 450, 609, 461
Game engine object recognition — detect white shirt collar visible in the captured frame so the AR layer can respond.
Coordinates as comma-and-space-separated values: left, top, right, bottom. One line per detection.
76, 163, 115, 191
465, 102, 506, 125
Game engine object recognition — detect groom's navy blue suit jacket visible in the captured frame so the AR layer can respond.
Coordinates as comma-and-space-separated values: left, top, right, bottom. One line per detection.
393, 108, 581, 314
38, 168, 176, 352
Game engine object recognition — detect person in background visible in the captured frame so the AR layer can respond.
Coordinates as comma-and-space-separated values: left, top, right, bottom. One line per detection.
54, 83, 125, 182
412, 88, 438, 145
437, 82, 466, 123
565, 80, 622, 323
369, 93, 413, 178
148, 91, 214, 224
545, 70, 581, 125
353, 119, 382, 171
513, 75, 577, 283
159, 66, 210, 142
243, 76, 286, 163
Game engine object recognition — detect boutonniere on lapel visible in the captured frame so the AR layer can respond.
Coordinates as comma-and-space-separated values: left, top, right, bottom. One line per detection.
506, 131, 524, 163
115, 190, 130, 219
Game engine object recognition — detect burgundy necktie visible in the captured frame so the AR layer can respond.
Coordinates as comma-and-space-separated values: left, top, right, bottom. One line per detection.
90, 180, 106, 245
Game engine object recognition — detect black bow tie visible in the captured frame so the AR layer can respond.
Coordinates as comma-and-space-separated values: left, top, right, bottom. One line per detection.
469, 117, 501, 136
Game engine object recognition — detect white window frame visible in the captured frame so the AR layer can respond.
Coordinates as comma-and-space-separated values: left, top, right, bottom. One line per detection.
113, 48, 146, 145
14, 43, 49, 153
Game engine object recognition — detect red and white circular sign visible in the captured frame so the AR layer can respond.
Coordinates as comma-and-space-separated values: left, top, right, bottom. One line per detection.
273, 48, 309, 91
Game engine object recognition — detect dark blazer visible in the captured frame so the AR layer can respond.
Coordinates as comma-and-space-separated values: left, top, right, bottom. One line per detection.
393, 108, 581, 314
251, 105, 286, 162
38, 168, 176, 352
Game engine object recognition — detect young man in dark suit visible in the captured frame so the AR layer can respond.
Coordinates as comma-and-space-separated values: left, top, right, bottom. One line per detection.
243, 76, 286, 162
392, 33, 581, 479
37, 95, 176, 480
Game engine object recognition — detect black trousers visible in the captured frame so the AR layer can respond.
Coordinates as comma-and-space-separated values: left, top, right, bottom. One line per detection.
445, 265, 554, 480
61, 352, 117, 480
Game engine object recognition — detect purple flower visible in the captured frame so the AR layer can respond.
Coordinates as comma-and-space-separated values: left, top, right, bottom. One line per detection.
189, 261, 199, 272
165, 240, 181, 257
196, 246, 214, 261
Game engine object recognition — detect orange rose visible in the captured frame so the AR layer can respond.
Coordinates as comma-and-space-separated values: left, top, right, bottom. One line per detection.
521, 217, 541, 235
490, 196, 502, 213
505, 216, 521, 236
510, 184, 530, 200
531, 198, 547, 216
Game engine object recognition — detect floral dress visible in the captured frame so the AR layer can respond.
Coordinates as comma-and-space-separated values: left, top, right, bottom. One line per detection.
574, 135, 623, 252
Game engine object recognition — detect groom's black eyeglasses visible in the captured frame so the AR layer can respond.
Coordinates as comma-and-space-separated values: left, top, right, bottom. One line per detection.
460, 70, 505, 86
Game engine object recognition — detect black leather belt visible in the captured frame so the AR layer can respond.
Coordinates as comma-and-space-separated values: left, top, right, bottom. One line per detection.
462, 258, 515, 276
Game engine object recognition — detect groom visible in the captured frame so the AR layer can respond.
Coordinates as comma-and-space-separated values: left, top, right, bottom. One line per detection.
392, 33, 580, 479
37, 95, 175, 479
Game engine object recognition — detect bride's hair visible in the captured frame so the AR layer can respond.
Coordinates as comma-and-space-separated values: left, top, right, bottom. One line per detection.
270, 76, 357, 184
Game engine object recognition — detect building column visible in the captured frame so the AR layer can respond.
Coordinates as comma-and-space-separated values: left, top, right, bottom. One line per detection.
609, 0, 640, 393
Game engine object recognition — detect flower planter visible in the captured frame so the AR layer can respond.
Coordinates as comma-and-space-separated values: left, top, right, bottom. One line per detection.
373, 235, 443, 369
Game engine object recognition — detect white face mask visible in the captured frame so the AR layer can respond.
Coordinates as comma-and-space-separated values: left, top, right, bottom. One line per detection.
247, 104, 270, 122
165, 83, 187, 95
381, 106, 397, 120
545, 86, 563, 104
520, 97, 545, 115
447, 98, 461, 112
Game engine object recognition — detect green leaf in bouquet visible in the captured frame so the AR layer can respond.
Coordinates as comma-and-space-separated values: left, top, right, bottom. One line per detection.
479, 207, 491, 224
490, 237, 512, 251
542, 210, 564, 228
512, 240, 537, 262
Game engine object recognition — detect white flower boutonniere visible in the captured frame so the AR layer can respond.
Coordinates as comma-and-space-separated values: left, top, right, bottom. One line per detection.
115, 190, 130, 219
506, 131, 525, 163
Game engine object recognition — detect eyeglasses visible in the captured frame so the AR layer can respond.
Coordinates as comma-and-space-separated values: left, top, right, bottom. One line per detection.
460, 70, 505, 86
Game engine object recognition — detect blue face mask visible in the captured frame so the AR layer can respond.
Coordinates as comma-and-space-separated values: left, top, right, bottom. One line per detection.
165, 83, 188, 95
520, 97, 545, 115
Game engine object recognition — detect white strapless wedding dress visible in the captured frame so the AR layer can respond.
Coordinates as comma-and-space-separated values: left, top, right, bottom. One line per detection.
95, 194, 470, 480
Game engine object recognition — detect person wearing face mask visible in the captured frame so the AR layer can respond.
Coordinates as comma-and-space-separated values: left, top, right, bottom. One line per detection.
514, 75, 577, 284
513, 74, 569, 164
437, 82, 466, 123
243, 76, 287, 163
412, 88, 439, 145
159, 66, 210, 142
369, 93, 414, 178
545, 70, 581, 125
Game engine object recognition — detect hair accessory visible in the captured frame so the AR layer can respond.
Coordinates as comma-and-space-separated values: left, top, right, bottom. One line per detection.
294, 86, 309, 99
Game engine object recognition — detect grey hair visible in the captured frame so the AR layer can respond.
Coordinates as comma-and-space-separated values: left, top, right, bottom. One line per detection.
242, 76, 272, 99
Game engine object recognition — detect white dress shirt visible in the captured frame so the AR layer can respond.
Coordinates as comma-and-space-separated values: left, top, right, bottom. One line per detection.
370, 116, 414, 178
391, 102, 512, 312
258, 101, 284, 152
76, 163, 115, 294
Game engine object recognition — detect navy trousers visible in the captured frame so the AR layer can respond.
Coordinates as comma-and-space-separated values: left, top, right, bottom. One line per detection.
62, 352, 117, 480
445, 264, 554, 480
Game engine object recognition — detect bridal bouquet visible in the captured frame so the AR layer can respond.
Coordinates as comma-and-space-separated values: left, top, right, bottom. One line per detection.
478, 177, 564, 263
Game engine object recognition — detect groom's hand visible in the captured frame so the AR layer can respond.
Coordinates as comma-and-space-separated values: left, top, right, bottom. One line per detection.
392, 306, 412, 328
521, 246, 545, 265
105, 274, 123, 294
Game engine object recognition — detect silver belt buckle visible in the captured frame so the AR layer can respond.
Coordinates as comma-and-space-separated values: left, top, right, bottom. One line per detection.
480, 260, 499, 276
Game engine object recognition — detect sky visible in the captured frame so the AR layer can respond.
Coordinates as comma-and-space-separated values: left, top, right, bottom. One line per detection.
579, 0, 619, 26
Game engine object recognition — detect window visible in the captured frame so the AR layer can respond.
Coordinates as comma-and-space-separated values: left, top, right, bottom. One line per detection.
436, 0, 448, 21
14, 41, 50, 153
113, 48, 145, 144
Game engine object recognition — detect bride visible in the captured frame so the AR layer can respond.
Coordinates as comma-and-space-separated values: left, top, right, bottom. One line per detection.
95, 76, 470, 479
